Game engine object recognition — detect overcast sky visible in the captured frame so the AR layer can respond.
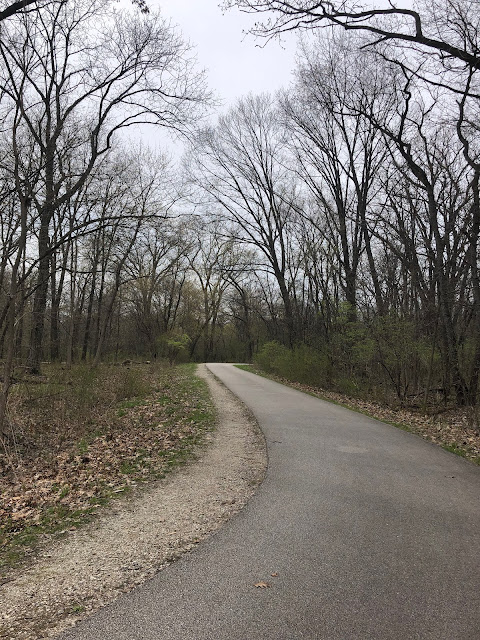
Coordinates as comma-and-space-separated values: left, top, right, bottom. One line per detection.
124, 0, 298, 158
153, 0, 298, 106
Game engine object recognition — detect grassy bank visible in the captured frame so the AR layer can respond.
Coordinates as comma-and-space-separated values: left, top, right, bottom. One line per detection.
0, 362, 215, 576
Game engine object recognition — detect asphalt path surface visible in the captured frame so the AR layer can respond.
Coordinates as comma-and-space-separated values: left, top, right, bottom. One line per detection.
62, 364, 480, 639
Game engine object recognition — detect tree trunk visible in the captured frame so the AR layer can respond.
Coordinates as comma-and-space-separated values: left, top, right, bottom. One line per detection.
467, 172, 480, 405
26, 211, 51, 373
0, 199, 28, 439
27, 139, 55, 374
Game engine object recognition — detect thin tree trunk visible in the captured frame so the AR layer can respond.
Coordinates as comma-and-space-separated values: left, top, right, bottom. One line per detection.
27, 139, 55, 374
0, 200, 27, 438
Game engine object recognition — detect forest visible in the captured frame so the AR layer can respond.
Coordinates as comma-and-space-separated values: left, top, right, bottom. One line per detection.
1, 0, 480, 447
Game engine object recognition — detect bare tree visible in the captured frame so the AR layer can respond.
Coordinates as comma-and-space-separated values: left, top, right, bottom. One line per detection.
125, 220, 191, 359
224, 0, 480, 73
91, 152, 172, 365
187, 94, 299, 346
0, 0, 148, 23
186, 222, 247, 361
0, 0, 208, 373
282, 35, 392, 317
363, 65, 476, 403
0, 94, 40, 439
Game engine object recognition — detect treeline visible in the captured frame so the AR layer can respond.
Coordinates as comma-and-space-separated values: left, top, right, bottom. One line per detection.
185, 18, 480, 409
1, 1, 480, 441
0, 0, 210, 435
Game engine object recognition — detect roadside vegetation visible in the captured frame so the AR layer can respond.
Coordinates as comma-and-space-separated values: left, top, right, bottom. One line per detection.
1, 0, 480, 585
0, 362, 214, 577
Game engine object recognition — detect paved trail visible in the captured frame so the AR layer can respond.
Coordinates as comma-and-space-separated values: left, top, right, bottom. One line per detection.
62, 364, 480, 639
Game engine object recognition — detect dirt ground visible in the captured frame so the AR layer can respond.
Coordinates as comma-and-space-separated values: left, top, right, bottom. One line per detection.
0, 365, 267, 640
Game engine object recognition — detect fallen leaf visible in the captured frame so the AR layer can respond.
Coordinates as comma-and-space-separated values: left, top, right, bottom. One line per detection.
254, 581, 270, 588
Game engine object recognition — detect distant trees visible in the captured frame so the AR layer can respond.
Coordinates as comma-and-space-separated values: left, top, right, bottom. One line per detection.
188, 94, 300, 346
0, 0, 208, 437
1, 0, 480, 449
281, 35, 393, 317
208, 1, 480, 408
125, 218, 190, 360
0, 0, 207, 373
179, 5, 480, 407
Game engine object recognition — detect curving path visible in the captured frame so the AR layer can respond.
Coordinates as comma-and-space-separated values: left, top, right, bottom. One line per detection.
61, 364, 480, 639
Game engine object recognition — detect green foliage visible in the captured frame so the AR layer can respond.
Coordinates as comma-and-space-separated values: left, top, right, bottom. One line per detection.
255, 342, 329, 387
158, 332, 191, 365
254, 312, 441, 405
254, 341, 289, 374
70, 604, 86, 614
366, 315, 433, 402
284, 344, 330, 386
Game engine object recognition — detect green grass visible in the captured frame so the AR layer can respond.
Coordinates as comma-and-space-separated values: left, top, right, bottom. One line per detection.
58, 486, 70, 499
0, 504, 98, 573
77, 438, 89, 455
235, 364, 254, 374
441, 443, 480, 464
70, 604, 86, 614
119, 460, 140, 474
117, 398, 148, 417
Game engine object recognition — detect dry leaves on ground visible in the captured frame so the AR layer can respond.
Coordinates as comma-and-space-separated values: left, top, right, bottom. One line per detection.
0, 362, 214, 576
254, 581, 270, 588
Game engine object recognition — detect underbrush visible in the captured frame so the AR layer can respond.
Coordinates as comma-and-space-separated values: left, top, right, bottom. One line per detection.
253, 339, 480, 414
0, 362, 215, 575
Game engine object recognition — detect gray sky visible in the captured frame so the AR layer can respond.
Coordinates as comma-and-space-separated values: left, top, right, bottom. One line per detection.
129, 1, 298, 156
152, 0, 298, 106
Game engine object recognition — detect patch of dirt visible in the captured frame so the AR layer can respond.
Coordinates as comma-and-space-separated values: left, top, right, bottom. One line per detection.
0, 365, 267, 640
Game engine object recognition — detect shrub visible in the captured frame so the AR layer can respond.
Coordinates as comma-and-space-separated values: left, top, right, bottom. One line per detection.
255, 341, 329, 387
158, 332, 191, 365
115, 367, 150, 401
254, 341, 289, 374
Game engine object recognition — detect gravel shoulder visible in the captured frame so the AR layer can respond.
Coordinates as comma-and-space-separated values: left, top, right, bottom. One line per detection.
0, 364, 267, 640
